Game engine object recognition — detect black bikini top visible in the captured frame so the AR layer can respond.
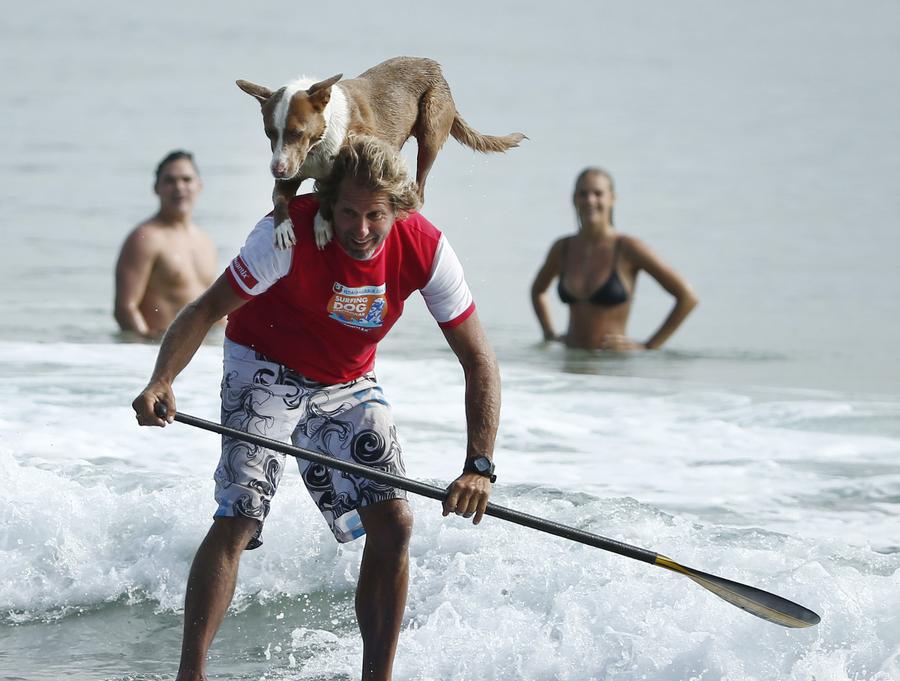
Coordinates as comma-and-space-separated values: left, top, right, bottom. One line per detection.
557, 237, 629, 307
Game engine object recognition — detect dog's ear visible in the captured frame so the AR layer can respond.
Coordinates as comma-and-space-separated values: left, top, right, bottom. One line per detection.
306, 74, 342, 111
307, 74, 343, 94
236, 79, 273, 105
307, 74, 342, 96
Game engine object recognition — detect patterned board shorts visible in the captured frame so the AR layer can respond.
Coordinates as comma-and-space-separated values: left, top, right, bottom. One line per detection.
214, 338, 407, 548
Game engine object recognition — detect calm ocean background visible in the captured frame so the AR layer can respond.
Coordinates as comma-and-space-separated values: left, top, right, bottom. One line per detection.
2, 1, 899, 679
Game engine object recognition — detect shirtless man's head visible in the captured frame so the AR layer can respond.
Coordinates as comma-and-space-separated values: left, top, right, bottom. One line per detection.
154, 151, 203, 222
114, 150, 217, 338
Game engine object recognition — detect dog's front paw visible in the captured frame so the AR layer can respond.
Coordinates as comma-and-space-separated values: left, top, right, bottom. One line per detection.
273, 218, 297, 250
313, 211, 333, 250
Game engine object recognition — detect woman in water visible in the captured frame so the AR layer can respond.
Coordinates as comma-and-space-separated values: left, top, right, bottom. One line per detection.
531, 167, 698, 350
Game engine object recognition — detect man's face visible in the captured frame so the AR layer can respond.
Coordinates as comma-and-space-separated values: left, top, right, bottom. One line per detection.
154, 158, 202, 215
331, 179, 396, 260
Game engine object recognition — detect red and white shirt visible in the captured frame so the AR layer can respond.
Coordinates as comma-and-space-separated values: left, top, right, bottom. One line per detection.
224, 194, 475, 384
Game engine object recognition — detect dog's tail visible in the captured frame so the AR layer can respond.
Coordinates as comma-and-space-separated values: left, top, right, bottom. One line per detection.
450, 114, 526, 153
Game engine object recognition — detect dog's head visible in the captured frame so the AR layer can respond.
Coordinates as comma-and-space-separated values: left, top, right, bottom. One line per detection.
237, 74, 342, 181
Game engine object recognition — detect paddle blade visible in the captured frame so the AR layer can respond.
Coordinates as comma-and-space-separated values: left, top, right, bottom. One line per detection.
654, 555, 820, 628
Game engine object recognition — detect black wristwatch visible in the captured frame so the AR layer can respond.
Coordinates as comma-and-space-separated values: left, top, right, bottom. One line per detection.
464, 455, 496, 483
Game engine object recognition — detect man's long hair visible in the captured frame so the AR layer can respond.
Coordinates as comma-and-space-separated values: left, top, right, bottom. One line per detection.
315, 136, 421, 221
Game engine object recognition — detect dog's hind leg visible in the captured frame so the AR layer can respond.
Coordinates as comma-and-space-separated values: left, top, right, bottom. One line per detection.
412, 86, 457, 203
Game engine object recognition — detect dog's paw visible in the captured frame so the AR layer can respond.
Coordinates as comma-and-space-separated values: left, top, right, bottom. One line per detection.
313, 211, 333, 250
273, 219, 297, 250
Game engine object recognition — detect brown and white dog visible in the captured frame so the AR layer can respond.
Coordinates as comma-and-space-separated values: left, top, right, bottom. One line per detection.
237, 56, 526, 249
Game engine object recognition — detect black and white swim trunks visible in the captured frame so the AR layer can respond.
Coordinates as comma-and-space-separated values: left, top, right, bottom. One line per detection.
213, 339, 407, 548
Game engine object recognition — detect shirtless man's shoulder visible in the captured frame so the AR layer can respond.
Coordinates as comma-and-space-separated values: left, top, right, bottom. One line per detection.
121, 218, 167, 256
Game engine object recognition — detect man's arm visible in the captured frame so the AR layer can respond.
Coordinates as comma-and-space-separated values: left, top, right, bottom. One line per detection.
114, 226, 159, 336
132, 273, 246, 426
439, 311, 501, 525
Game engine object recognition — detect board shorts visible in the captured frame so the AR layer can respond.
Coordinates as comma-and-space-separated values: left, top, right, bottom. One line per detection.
213, 338, 407, 548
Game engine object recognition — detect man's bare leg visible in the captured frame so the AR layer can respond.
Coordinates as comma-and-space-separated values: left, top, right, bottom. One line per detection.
176, 516, 259, 681
356, 500, 414, 681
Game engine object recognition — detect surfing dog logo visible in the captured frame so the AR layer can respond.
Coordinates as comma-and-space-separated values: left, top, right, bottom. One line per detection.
328, 282, 387, 329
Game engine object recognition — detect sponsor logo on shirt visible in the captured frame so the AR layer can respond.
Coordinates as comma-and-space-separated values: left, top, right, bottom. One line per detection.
328, 282, 388, 329
231, 256, 258, 288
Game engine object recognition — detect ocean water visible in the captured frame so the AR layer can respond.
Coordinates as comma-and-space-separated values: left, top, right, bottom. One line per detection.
2, 1, 900, 680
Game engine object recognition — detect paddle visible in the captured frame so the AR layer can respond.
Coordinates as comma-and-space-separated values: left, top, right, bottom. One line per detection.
155, 405, 821, 628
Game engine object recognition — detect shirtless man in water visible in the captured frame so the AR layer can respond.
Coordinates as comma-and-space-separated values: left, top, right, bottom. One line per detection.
114, 150, 218, 338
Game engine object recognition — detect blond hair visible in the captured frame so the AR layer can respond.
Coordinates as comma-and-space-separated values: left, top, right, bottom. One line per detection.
315, 136, 421, 220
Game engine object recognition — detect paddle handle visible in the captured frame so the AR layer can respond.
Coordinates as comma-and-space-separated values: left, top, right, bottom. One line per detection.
159, 406, 659, 565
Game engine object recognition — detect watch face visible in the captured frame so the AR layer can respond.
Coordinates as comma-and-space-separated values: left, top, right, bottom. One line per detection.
474, 457, 491, 473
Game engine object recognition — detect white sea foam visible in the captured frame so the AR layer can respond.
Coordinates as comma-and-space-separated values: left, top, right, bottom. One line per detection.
1, 340, 899, 680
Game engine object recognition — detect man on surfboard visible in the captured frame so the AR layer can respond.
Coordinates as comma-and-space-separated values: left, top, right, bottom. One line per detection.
132, 135, 500, 681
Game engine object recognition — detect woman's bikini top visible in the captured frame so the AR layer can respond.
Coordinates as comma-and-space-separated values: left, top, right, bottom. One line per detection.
557, 237, 629, 307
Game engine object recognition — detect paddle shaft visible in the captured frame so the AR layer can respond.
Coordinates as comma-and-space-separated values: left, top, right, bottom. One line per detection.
170, 410, 659, 565
161, 408, 821, 628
